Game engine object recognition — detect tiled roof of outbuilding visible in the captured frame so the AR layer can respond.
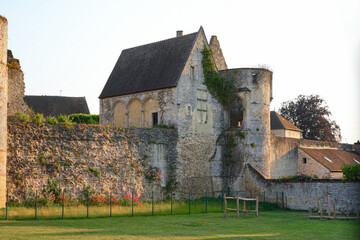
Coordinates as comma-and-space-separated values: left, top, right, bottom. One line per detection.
299, 148, 360, 172
99, 31, 199, 99
270, 111, 302, 132
24, 95, 90, 117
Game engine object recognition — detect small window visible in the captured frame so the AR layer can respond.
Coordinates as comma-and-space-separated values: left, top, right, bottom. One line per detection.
324, 156, 332, 163
353, 159, 360, 164
303, 158, 307, 164
152, 112, 158, 126
190, 66, 195, 80
252, 73, 257, 84
197, 89, 207, 124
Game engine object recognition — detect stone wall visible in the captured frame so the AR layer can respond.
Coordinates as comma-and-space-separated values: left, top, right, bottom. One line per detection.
245, 165, 360, 213
7, 116, 178, 201
7, 50, 32, 115
209, 36, 227, 71
0, 15, 8, 208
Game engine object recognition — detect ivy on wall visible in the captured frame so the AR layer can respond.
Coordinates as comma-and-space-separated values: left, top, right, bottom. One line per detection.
201, 43, 234, 106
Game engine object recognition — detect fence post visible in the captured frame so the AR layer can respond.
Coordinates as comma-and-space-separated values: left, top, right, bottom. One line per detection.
276, 192, 278, 207
282, 192, 284, 210
5, 188, 8, 220
62, 189, 65, 219
35, 191, 38, 220
188, 190, 191, 214
263, 191, 265, 211
205, 190, 208, 213
131, 191, 134, 217
221, 192, 224, 212
87, 192, 89, 218
152, 190, 154, 216
250, 191, 252, 210
110, 192, 112, 217
171, 193, 173, 215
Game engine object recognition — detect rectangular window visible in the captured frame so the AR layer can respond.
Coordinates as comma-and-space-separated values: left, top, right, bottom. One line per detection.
152, 112, 158, 126
190, 66, 195, 80
197, 89, 207, 124
303, 158, 307, 164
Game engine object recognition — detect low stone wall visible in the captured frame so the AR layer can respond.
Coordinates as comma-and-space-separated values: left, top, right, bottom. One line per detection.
245, 165, 360, 213
7, 117, 177, 201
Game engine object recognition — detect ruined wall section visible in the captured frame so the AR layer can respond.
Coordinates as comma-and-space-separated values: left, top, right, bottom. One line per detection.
7, 50, 33, 115
0, 16, 8, 208
7, 117, 178, 201
209, 36, 227, 71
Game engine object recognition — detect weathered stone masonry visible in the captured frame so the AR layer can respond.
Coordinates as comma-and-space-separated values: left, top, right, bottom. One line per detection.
0, 16, 8, 208
7, 117, 178, 201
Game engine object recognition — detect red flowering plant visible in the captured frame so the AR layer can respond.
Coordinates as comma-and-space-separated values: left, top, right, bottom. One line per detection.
90, 194, 107, 206
120, 193, 143, 206
145, 167, 162, 183
275, 172, 314, 183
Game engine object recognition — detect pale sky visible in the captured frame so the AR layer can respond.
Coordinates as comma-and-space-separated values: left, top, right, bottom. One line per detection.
1, 0, 359, 143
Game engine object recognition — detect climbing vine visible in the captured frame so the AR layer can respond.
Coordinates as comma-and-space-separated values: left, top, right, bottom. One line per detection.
201, 43, 234, 106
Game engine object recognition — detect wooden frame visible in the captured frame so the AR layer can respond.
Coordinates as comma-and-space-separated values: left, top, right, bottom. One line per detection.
224, 194, 258, 218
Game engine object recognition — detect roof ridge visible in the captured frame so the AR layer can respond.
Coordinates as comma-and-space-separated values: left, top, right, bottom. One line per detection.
123, 31, 198, 52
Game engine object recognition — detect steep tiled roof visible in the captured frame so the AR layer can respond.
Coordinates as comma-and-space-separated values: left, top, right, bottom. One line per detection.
270, 111, 302, 132
300, 148, 360, 171
99, 30, 200, 99
24, 95, 90, 117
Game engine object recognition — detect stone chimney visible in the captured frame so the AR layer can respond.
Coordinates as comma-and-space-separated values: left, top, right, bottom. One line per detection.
355, 141, 360, 155
176, 30, 183, 37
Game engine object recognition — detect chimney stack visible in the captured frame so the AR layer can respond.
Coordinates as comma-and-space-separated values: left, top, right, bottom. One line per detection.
176, 30, 183, 37
355, 141, 360, 155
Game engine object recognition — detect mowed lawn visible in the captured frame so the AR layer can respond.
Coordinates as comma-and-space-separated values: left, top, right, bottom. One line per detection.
0, 211, 359, 240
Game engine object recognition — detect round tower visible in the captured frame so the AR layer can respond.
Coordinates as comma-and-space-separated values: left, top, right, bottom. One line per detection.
0, 15, 8, 208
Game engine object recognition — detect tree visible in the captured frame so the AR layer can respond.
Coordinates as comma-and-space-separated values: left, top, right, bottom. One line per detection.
279, 95, 341, 142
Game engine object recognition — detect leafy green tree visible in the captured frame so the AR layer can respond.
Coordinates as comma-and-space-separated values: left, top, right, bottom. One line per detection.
279, 95, 341, 142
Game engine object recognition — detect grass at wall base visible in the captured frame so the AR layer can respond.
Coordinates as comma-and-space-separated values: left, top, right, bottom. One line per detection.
0, 211, 359, 240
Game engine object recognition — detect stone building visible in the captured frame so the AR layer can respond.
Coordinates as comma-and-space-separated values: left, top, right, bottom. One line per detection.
100, 27, 359, 194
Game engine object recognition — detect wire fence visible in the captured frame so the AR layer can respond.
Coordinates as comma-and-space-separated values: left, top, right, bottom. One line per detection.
0, 187, 292, 221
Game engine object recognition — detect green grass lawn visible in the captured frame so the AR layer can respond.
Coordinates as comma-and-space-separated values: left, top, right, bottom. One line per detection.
0, 211, 359, 240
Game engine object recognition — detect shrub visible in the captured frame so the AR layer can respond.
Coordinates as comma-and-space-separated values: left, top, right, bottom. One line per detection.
47, 116, 58, 124
236, 130, 246, 139
250, 142, 256, 148
57, 114, 72, 124
226, 136, 237, 148
275, 172, 314, 183
31, 113, 45, 126
145, 167, 162, 183
15, 112, 29, 124
42, 178, 62, 204
89, 167, 101, 177
342, 164, 360, 180
69, 114, 99, 125
120, 193, 143, 206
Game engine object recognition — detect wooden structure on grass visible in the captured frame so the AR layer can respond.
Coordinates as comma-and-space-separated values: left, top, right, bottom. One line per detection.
224, 194, 258, 218
308, 195, 359, 221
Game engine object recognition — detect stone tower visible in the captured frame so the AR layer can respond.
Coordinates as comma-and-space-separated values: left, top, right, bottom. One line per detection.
220, 68, 273, 181
0, 16, 8, 208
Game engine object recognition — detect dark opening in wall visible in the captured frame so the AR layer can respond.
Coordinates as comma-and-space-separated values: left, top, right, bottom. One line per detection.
230, 97, 244, 127
303, 158, 307, 164
152, 112, 158, 126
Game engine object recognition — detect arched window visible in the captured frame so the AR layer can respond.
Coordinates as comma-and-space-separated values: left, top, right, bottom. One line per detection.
144, 98, 158, 127
114, 102, 126, 128
230, 97, 244, 127
129, 99, 142, 127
